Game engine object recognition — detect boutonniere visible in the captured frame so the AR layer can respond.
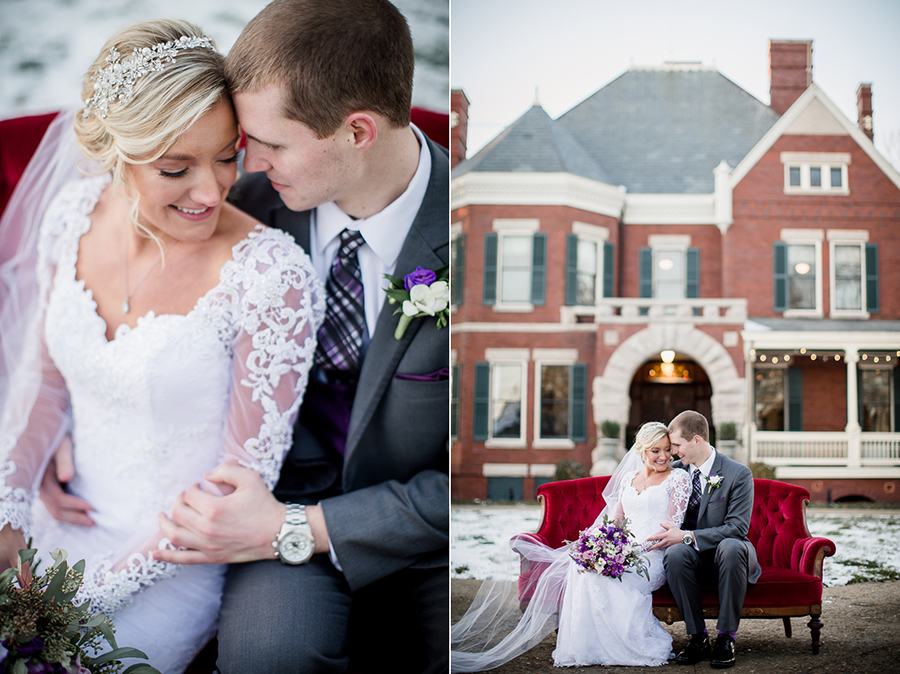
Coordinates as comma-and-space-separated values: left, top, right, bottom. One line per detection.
383, 265, 449, 340
705, 474, 724, 493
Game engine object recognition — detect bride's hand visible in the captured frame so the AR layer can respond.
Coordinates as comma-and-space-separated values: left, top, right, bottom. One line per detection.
0, 524, 29, 579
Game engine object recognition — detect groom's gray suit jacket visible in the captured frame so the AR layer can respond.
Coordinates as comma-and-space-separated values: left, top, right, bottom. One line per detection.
229, 136, 449, 593
672, 451, 761, 583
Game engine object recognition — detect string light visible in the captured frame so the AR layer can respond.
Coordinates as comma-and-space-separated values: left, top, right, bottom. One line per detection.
800, 348, 807, 354
810, 354, 817, 361
759, 355, 767, 362
772, 357, 779, 364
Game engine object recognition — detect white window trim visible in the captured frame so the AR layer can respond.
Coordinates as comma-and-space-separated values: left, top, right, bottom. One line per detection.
492, 219, 540, 313
781, 152, 851, 196
533, 350, 579, 448
648, 235, 691, 301
484, 349, 529, 448
829, 236, 870, 319
780, 231, 824, 318
571, 222, 609, 307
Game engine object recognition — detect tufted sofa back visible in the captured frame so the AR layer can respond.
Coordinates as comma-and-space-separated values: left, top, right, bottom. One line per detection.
536, 476, 812, 567
536, 475, 611, 544
747, 478, 812, 569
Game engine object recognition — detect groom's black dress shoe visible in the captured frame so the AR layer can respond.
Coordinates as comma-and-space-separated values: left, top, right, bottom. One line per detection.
710, 634, 736, 669
675, 633, 711, 665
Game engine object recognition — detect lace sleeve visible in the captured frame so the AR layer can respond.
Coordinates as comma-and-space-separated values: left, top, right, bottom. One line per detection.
665, 468, 691, 530
0, 186, 74, 536
77, 228, 324, 616
220, 228, 325, 487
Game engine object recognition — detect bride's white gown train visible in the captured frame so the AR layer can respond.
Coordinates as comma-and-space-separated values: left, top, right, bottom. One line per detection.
0, 175, 324, 674
450, 468, 689, 671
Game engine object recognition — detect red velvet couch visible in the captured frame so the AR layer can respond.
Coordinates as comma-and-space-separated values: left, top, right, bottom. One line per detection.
513, 476, 836, 654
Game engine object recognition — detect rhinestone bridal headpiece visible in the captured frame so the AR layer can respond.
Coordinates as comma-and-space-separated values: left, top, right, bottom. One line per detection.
83, 35, 215, 119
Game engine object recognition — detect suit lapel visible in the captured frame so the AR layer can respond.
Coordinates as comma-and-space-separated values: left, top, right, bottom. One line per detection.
697, 451, 724, 523
344, 137, 449, 461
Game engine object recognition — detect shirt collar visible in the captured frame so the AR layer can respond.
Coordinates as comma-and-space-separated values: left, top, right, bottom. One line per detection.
691, 448, 717, 478
314, 124, 431, 269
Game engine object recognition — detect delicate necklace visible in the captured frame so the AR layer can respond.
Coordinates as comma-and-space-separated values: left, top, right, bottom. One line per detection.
122, 235, 179, 313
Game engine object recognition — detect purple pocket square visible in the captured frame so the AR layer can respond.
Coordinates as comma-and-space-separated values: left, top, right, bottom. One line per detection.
709, 496, 725, 504
395, 367, 449, 381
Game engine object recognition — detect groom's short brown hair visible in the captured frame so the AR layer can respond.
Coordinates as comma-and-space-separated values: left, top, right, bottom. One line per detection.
669, 410, 709, 443
225, 0, 414, 139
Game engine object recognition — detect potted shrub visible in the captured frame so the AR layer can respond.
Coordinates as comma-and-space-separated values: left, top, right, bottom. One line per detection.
717, 421, 739, 459
592, 420, 622, 475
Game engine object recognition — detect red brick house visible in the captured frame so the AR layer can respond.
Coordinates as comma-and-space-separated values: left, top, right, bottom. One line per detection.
450, 40, 900, 503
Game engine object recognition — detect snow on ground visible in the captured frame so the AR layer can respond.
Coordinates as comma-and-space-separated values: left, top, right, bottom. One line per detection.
0, 0, 447, 118
451, 506, 900, 588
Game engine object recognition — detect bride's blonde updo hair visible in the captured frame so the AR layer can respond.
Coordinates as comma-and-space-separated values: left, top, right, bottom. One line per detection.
73, 19, 226, 246
632, 421, 670, 460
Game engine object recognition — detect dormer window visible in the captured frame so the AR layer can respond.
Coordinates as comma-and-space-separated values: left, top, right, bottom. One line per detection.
781, 152, 850, 195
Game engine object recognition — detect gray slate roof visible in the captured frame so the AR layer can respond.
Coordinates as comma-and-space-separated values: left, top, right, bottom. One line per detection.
452, 103, 610, 183
455, 68, 781, 194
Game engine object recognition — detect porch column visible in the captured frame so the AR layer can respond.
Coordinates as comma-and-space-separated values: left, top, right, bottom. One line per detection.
845, 347, 862, 468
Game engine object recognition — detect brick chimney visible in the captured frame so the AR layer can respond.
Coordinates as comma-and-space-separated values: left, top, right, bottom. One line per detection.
857, 83, 874, 140
769, 40, 812, 115
450, 89, 469, 168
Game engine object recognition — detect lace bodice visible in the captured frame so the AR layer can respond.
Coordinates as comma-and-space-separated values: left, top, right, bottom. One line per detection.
0, 174, 324, 615
616, 468, 691, 543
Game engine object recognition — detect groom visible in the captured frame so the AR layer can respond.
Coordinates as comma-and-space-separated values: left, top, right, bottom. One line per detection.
154, 1, 449, 672
647, 410, 760, 669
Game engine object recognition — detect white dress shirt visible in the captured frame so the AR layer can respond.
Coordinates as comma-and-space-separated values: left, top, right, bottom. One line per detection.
686, 448, 717, 548
310, 125, 431, 571
309, 124, 431, 340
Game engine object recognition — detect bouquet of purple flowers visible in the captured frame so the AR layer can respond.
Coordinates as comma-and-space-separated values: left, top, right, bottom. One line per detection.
566, 515, 650, 582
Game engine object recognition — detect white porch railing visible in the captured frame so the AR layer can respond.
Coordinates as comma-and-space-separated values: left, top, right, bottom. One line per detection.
560, 298, 747, 325
752, 431, 900, 466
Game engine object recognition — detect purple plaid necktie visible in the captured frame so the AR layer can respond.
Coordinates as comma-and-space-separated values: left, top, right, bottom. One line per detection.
315, 229, 368, 377
684, 469, 702, 530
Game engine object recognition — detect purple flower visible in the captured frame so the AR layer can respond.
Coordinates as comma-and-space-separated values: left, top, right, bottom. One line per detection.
403, 266, 437, 291
16, 639, 46, 658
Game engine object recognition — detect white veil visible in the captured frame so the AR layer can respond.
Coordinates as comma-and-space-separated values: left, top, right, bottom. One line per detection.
0, 109, 83, 456
450, 438, 651, 672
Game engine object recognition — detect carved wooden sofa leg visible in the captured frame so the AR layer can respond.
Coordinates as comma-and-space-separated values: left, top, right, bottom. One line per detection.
808, 614, 823, 654
782, 617, 792, 638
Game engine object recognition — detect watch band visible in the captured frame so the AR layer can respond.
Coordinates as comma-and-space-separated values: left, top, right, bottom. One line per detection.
273, 503, 315, 565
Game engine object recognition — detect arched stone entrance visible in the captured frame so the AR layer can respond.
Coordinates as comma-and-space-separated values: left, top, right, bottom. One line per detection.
591, 324, 744, 473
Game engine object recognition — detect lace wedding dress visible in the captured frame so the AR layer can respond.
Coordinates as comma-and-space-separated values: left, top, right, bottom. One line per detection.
451, 467, 690, 672
554, 468, 690, 667
0, 175, 324, 673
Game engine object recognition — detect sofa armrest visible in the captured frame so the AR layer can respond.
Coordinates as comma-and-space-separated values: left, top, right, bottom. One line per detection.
793, 536, 837, 577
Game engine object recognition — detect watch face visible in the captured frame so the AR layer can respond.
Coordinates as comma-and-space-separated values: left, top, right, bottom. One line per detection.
280, 531, 314, 564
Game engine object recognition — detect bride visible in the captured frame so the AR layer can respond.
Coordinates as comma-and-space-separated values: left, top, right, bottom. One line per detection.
0, 19, 323, 673
451, 421, 690, 671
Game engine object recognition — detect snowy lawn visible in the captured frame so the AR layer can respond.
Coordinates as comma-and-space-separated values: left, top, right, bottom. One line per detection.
451, 505, 900, 587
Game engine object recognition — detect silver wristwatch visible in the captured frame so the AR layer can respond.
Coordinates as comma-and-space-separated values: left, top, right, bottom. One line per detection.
682, 531, 694, 546
273, 504, 315, 565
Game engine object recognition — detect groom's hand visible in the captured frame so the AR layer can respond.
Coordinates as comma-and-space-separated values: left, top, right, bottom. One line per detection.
645, 522, 683, 551
39, 435, 95, 527
154, 463, 287, 565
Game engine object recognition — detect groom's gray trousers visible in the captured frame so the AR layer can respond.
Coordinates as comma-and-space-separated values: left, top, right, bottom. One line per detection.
216, 555, 448, 674
663, 538, 754, 634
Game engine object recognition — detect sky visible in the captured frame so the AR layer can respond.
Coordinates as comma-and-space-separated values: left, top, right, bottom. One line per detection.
450, 0, 900, 168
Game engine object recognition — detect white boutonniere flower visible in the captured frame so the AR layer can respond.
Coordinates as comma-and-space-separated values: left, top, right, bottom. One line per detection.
705, 474, 724, 493
383, 265, 449, 340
